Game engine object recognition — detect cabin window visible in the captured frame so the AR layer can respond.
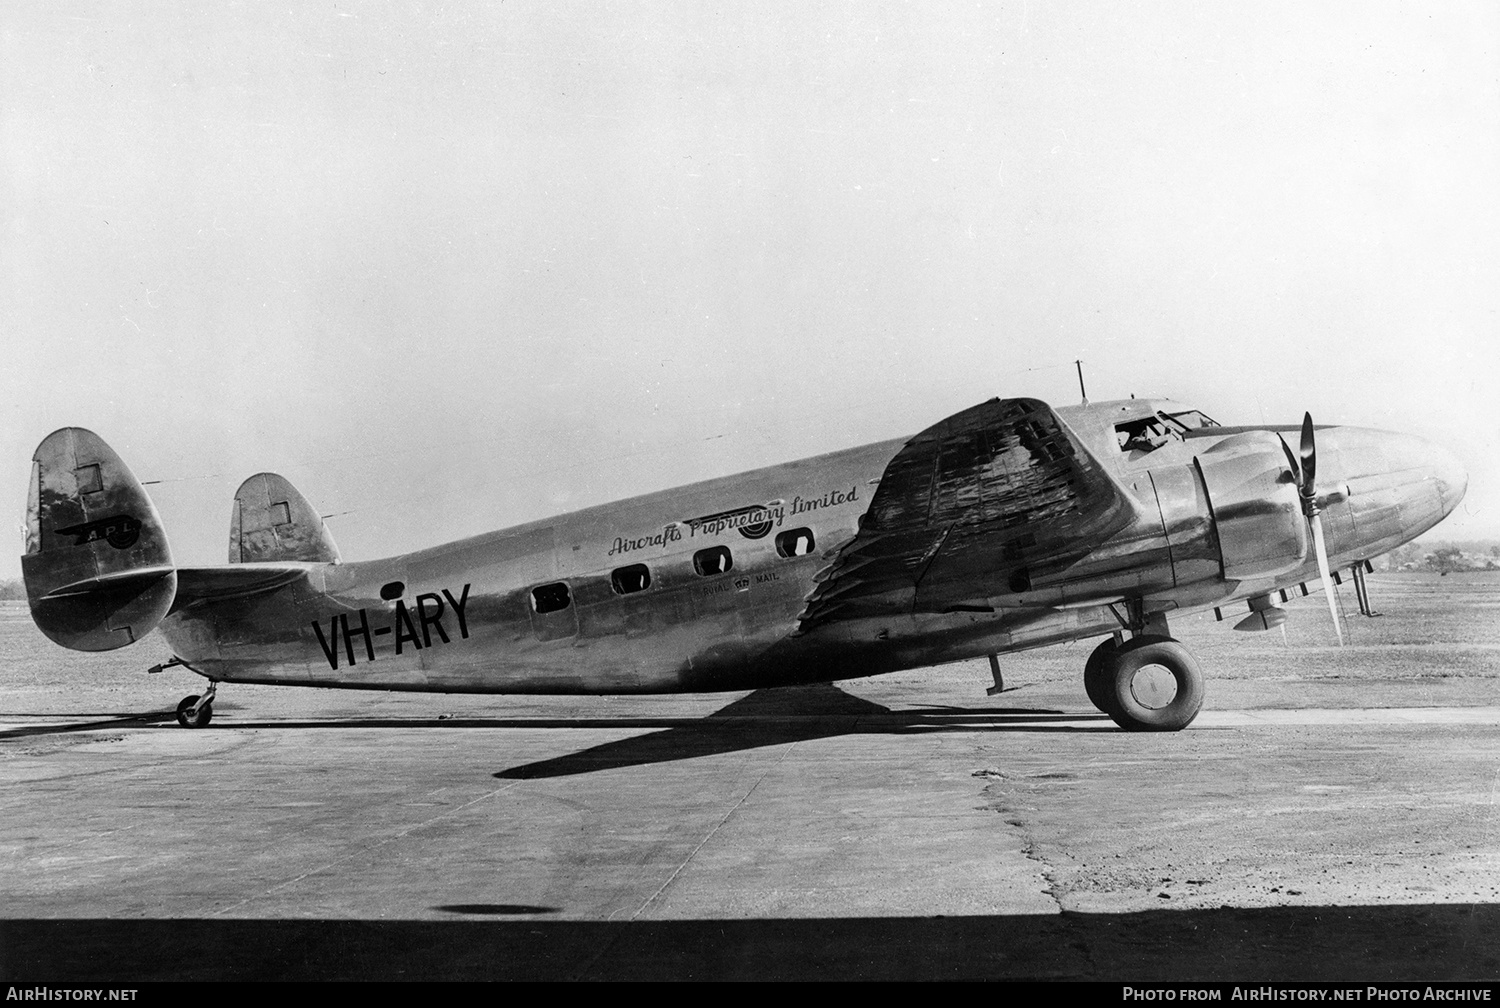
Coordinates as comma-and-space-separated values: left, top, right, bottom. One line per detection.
531, 581, 572, 614
694, 546, 733, 576
776, 528, 815, 558
611, 564, 651, 595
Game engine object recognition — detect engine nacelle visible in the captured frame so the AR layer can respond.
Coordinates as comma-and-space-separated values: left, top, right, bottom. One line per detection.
1193, 431, 1307, 581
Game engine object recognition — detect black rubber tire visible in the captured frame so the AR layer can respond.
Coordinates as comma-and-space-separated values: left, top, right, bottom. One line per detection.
176, 695, 213, 728
1083, 637, 1121, 714
1100, 637, 1204, 732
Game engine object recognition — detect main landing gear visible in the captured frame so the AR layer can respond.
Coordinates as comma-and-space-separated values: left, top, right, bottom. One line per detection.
175, 682, 217, 728
1083, 608, 1204, 732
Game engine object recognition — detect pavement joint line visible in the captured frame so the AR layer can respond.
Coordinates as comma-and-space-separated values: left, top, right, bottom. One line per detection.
206, 778, 527, 917
626, 740, 799, 923
1016, 807, 1064, 917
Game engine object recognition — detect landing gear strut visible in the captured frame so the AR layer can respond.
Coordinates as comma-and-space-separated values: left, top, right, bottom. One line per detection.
1084, 607, 1205, 732
176, 682, 217, 728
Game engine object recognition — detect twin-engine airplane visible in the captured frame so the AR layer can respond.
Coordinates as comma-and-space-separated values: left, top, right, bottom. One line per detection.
22, 396, 1465, 731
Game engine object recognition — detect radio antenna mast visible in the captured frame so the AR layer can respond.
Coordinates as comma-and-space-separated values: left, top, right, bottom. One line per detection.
1076, 359, 1088, 404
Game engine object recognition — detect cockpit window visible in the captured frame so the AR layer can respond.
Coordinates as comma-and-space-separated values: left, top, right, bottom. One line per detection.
1163, 410, 1219, 431
1116, 418, 1175, 454
1117, 409, 1221, 455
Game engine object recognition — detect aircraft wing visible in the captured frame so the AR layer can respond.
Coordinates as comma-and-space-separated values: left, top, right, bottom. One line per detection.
797, 397, 1142, 630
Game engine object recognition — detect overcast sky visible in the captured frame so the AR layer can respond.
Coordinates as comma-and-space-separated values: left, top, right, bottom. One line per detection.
3, 1, 1497, 579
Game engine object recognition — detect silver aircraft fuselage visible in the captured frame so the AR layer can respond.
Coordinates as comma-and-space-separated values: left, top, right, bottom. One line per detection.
152, 398, 1466, 694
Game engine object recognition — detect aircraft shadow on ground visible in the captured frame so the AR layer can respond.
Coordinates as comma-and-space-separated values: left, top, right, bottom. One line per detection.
0, 712, 178, 739
0, 685, 1114, 767
493, 683, 1112, 779
2, 683, 1114, 761
3, 903, 1495, 981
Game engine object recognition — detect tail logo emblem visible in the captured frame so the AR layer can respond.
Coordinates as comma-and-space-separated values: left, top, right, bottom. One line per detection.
54, 514, 142, 550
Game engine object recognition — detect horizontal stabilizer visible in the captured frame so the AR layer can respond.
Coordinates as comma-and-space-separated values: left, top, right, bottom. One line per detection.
230, 472, 340, 564
22, 428, 177, 651
175, 564, 313, 606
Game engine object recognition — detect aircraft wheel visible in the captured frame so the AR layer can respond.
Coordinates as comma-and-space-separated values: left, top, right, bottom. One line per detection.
1083, 637, 1120, 714
1101, 637, 1203, 732
176, 695, 213, 728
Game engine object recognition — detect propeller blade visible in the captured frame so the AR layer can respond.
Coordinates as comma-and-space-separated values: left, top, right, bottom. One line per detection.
1277, 433, 1301, 487
1308, 510, 1345, 647
1299, 412, 1317, 498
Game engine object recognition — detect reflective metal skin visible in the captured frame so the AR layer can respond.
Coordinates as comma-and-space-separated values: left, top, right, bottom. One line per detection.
22, 397, 1466, 731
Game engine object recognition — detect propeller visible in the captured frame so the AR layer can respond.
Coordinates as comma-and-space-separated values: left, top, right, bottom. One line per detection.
1281, 413, 1344, 646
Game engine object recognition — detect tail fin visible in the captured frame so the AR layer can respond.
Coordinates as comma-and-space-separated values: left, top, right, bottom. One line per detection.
22, 428, 177, 651
229, 473, 340, 564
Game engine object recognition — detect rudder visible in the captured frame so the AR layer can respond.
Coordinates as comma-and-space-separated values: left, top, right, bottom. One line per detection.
22, 428, 177, 651
229, 473, 340, 563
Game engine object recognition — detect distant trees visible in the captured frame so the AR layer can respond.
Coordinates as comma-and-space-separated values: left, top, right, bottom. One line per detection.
1386, 543, 1426, 569
0, 579, 24, 600
1382, 542, 1500, 573
1427, 547, 1467, 575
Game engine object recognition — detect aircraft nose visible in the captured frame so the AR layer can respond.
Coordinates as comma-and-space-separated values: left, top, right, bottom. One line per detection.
1376, 431, 1467, 523
1428, 441, 1468, 519
1322, 426, 1467, 547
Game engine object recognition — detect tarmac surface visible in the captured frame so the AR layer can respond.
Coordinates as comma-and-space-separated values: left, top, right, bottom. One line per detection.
2, 576, 1499, 981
